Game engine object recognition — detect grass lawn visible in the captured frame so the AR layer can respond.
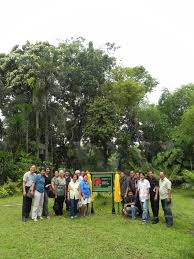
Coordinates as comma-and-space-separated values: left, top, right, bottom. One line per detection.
0, 189, 194, 259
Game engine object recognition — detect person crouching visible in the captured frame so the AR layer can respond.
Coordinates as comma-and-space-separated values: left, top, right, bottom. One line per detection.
123, 189, 138, 219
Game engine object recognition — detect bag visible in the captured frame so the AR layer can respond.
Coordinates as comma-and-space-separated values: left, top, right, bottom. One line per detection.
26, 188, 34, 198
47, 188, 55, 198
53, 199, 59, 215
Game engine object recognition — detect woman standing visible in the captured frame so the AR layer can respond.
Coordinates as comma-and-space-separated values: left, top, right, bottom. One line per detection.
80, 174, 91, 217
68, 174, 80, 219
54, 170, 66, 215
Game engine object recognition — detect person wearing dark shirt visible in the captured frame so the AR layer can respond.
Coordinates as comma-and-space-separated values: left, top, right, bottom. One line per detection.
120, 172, 128, 213
42, 167, 51, 219
148, 171, 159, 224
125, 171, 136, 195
123, 189, 138, 219
65, 171, 71, 211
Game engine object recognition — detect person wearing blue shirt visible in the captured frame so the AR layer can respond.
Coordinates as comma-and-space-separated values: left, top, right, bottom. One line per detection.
31, 168, 46, 221
80, 174, 91, 216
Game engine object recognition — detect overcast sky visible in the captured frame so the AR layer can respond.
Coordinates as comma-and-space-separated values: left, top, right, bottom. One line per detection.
1, 0, 194, 102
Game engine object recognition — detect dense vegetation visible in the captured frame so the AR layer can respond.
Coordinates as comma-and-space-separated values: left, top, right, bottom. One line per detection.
1, 38, 194, 184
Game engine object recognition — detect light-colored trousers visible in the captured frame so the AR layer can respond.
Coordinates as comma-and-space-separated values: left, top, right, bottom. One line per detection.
32, 190, 44, 219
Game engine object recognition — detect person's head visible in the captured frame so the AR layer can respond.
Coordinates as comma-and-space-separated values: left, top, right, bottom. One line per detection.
120, 172, 125, 178
160, 171, 165, 180
130, 171, 135, 178
54, 170, 59, 177
40, 167, 46, 176
83, 173, 88, 182
140, 172, 145, 181
135, 172, 140, 180
30, 165, 36, 173
46, 167, 50, 174
127, 189, 133, 197
148, 171, 154, 179
75, 170, 81, 177
72, 174, 78, 182
81, 171, 85, 177
65, 171, 70, 178
59, 170, 64, 178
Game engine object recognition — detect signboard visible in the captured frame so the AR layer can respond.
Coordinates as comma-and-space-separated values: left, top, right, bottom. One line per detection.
91, 173, 113, 192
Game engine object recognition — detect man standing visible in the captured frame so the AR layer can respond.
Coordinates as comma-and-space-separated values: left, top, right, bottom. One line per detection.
148, 171, 159, 224
43, 167, 51, 218
138, 172, 150, 224
65, 171, 71, 211
159, 172, 173, 227
120, 172, 128, 213
126, 171, 136, 194
31, 168, 46, 222
22, 165, 36, 222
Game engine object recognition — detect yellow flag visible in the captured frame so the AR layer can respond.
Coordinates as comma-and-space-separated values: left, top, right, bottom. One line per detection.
87, 172, 94, 202
114, 172, 122, 202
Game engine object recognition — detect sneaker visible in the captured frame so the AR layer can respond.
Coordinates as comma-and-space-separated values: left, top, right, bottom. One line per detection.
33, 218, 38, 222
46, 216, 50, 219
70, 216, 74, 219
39, 216, 43, 220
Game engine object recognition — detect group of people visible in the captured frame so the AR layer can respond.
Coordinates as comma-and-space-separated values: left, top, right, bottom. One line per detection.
22, 165, 173, 228
22, 165, 91, 222
120, 171, 173, 227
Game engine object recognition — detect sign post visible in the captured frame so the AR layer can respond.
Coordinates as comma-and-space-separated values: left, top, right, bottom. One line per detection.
91, 172, 115, 214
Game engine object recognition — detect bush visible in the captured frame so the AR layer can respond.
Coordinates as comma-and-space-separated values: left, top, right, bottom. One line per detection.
0, 180, 20, 198
0, 187, 9, 198
3, 180, 20, 196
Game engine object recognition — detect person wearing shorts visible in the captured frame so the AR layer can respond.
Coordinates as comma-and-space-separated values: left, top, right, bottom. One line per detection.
80, 174, 91, 216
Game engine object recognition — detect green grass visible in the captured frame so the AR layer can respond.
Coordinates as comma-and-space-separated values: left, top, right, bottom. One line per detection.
0, 189, 194, 259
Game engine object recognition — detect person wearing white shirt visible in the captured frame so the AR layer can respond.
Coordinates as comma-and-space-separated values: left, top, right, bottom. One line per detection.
159, 172, 173, 227
137, 173, 150, 224
68, 174, 80, 218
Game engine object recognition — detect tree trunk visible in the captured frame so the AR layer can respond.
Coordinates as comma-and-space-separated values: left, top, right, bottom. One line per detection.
26, 121, 29, 153
45, 97, 49, 161
36, 110, 40, 159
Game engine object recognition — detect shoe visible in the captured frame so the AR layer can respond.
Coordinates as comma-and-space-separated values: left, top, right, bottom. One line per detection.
46, 216, 50, 219
22, 217, 27, 222
70, 216, 74, 219
152, 220, 159, 224
166, 224, 173, 228
74, 215, 78, 218
39, 216, 43, 220
33, 218, 38, 222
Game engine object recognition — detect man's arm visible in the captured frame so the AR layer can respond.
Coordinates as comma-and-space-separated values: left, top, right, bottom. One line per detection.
22, 180, 26, 196
154, 186, 159, 200
80, 182, 85, 199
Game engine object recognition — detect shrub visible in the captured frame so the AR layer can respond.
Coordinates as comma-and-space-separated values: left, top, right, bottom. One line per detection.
0, 187, 9, 198
3, 180, 20, 196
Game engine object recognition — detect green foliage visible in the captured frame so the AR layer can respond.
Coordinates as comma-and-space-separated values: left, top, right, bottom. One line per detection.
152, 148, 183, 176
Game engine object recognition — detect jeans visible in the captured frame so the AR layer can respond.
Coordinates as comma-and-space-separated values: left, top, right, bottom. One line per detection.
42, 191, 49, 217
161, 199, 173, 226
70, 198, 79, 217
140, 200, 149, 222
126, 206, 138, 219
22, 186, 33, 219
32, 190, 44, 219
